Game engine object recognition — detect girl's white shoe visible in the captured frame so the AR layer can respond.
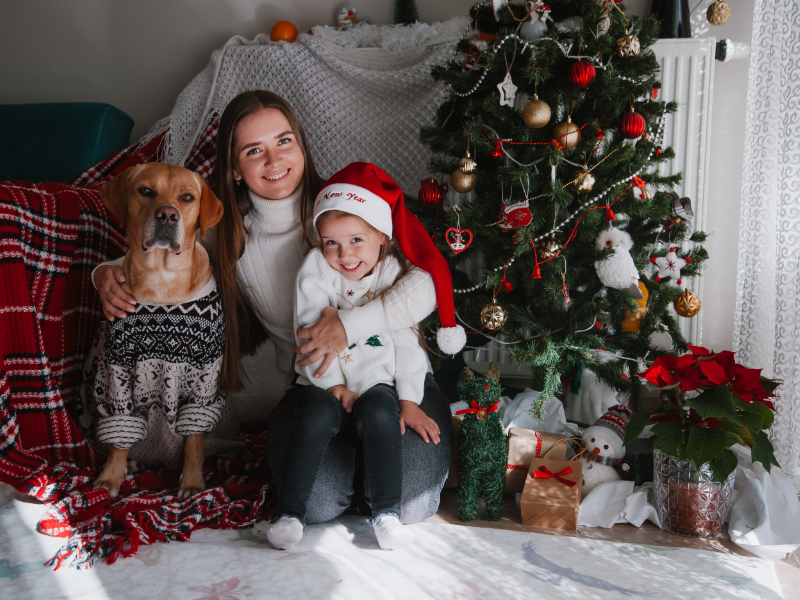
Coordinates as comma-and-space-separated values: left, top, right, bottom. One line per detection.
372, 514, 414, 550
266, 515, 303, 550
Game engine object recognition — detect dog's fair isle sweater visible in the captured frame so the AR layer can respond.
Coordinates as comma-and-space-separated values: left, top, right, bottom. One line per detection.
91, 275, 225, 467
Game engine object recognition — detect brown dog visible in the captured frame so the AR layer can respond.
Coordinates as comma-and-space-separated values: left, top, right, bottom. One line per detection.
93, 163, 224, 499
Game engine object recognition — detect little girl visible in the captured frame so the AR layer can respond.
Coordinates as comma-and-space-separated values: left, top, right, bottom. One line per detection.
268, 162, 465, 551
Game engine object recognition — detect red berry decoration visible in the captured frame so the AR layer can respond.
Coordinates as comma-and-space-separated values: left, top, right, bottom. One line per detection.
418, 177, 447, 207
620, 107, 646, 139
568, 60, 596, 89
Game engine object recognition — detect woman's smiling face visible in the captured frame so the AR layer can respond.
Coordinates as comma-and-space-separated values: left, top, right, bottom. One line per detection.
232, 108, 305, 200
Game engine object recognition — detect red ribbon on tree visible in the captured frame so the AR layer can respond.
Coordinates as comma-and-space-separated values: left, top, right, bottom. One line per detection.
455, 398, 500, 416
532, 465, 576, 487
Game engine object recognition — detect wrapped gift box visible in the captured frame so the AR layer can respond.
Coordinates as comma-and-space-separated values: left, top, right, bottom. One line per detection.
505, 428, 566, 493
520, 457, 583, 530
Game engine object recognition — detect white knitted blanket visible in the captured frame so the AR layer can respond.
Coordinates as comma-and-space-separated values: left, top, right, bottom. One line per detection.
150, 18, 469, 194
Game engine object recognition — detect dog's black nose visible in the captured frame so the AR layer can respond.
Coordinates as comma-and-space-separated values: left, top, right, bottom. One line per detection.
155, 206, 180, 225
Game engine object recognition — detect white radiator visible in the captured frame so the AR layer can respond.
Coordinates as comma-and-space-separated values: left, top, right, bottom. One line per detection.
463, 38, 716, 380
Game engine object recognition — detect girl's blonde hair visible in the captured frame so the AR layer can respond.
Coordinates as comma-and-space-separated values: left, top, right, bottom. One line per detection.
215, 90, 323, 392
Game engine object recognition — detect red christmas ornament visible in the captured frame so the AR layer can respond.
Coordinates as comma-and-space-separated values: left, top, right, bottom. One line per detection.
445, 227, 473, 254
491, 139, 504, 157
503, 201, 533, 228
418, 177, 448, 207
620, 108, 647, 139
568, 60, 596, 89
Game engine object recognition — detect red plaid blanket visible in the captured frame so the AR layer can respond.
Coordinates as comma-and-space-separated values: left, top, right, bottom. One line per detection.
0, 119, 273, 569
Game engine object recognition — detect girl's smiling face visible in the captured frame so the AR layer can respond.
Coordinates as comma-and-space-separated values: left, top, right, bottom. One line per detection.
318, 214, 385, 281
232, 108, 305, 200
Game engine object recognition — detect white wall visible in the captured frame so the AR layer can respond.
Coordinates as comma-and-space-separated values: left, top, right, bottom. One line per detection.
0, 0, 752, 351
0, 0, 476, 141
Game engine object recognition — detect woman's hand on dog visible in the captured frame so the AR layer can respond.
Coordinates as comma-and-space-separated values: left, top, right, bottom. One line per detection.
95, 265, 137, 321
328, 385, 358, 413
399, 400, 440, 444
296, 306, 347, 377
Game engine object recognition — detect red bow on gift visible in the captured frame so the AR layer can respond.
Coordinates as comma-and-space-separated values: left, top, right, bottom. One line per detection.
455, 398, 500, 416
532, 465, 576, 487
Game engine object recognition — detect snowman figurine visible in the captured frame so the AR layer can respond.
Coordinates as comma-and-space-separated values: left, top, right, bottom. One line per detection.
579, 405, 632, 499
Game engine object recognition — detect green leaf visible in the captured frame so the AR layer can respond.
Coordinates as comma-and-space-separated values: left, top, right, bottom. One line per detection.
718, 418, 754, 446
727, 411, 763, 433
709, 449, 738, 482
751, 430, 781, 472
676, 441, 690, 461
685, 387, 738, 418
747, 401, 775, 430
651, 422, 685, 457
686, 426, 727, 468
623, 412, 651, 446
760, 377, 782, 397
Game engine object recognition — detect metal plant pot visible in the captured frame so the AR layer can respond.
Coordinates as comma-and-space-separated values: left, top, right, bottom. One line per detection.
653, 449, 736, 537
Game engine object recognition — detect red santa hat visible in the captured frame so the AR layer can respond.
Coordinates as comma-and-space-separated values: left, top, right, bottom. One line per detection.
313, 162, 466, 354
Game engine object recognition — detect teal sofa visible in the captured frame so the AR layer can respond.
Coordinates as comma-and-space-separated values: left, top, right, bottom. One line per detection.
0, 102, 134, 183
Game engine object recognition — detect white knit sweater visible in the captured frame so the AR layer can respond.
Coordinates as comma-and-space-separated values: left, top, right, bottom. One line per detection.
96, 187, 438, 390
294, 249, 429, 403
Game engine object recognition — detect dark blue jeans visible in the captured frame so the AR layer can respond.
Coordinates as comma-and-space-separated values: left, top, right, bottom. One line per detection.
273, 383, 403, 524
268, 374, 451, 525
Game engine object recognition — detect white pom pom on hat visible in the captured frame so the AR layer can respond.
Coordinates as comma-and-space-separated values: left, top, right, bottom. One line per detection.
315, 163, 466, 354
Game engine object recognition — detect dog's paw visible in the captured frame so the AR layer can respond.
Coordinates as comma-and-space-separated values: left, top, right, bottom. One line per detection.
93, 475, 123, 498
177, 470, 205, 499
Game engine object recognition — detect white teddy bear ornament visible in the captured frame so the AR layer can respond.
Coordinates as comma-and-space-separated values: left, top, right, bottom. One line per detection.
594, 227, 643, 299
579, 404, 632, 499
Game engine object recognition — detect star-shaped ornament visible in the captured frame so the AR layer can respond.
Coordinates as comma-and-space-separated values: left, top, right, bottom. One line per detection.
362, 289, 376, 301
497, 72, 518, 107
340, 353, 354, 364
651, 247, 690, 284
346, 290, 354, 297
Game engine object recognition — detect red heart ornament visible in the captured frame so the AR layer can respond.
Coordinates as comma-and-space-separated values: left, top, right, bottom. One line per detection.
445, 227, 473, 254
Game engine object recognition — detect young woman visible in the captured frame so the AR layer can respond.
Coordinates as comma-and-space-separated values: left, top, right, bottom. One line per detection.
94, 91, 456, 528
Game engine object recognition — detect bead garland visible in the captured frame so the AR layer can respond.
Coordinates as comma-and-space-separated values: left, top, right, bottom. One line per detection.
451, 111, 666, 293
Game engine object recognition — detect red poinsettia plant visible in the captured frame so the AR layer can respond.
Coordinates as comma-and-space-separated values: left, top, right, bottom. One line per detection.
623, 345, 782, 482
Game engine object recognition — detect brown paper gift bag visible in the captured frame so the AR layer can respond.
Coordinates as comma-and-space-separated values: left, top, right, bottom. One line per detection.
520, 438, 584, 530
444, 416, 463, 488
505, 428, 566, 493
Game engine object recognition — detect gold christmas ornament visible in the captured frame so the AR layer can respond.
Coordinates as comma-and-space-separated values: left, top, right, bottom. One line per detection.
553, 117, 581, 150
615, 30, 641, 58
572, 170, 595, 194
538, 233, 561, 260
522, 93, 551, 129
450, 168, 477, 193
476, 410, 488, 421
674, 288, 702, 318
459, 150, 477, 174
480, 299, 508, 330
706, 0, 732, 26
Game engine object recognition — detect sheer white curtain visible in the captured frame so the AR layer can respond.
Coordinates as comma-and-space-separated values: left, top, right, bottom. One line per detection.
734, 0, 800, 475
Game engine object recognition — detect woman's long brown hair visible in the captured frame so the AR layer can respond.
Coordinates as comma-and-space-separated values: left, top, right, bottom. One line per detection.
215, 90, 323, 392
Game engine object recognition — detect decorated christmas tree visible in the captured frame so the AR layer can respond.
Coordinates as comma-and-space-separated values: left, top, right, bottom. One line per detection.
413, 0, 708, 416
